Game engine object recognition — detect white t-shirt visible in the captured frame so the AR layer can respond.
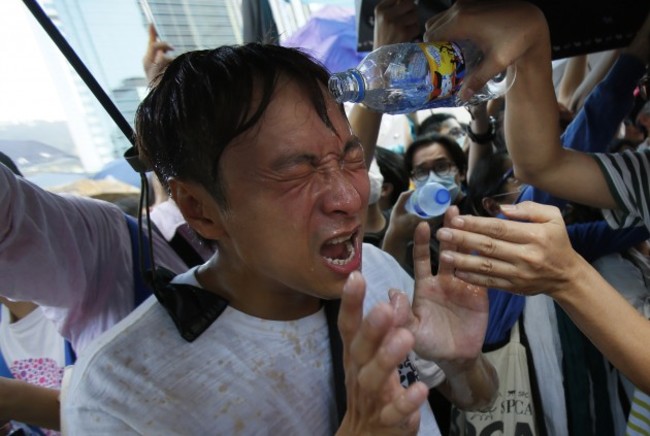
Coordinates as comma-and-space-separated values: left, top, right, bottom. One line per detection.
0, 305, 66, 386
63, 244, 441, 435
1, 305, 66, 436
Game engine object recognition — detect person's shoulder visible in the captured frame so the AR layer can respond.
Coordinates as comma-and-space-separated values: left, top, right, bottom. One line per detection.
68, 297, 173, 382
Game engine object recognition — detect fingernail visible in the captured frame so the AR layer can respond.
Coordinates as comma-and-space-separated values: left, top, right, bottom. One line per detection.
455, 271, 469, 280
451, 216, 465, 227
500, 204, 516, 211
437, 229, 453, 241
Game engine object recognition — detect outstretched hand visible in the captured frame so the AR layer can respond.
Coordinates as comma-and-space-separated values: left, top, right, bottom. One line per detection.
336, 272, 428, 436
390, 206, 488, 365
436, 201, 586, 297
143, 24, 174, 85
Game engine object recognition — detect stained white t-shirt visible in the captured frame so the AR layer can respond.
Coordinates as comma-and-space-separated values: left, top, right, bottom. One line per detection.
63, 244, 441, 435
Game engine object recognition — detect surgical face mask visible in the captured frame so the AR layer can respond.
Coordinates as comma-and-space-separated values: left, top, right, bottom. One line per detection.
415, 171, 461, 202
368, 158, 384, 205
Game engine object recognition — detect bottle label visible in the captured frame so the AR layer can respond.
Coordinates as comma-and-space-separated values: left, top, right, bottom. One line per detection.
417, 42, 466, 102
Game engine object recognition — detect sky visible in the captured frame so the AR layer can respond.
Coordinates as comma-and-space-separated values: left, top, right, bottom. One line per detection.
0, 0, 147, 125
0, 1, 66, 123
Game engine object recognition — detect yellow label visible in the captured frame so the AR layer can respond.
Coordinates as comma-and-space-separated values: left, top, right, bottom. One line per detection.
418, 42, 465, 102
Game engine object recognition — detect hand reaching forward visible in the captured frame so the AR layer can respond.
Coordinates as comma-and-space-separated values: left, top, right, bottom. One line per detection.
336, 272, 429, 436
436, 201, 587, 297
391, 206, 489, 366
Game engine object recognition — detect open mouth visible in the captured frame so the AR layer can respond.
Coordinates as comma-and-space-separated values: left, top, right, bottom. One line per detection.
321, 231, 357, 266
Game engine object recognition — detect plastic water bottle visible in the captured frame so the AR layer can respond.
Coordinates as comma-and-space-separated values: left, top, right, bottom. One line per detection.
405, 182, 451, 219
328, 41, 514, 114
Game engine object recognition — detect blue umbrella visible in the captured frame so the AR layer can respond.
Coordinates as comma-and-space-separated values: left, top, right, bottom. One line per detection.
282, 6, 368, 74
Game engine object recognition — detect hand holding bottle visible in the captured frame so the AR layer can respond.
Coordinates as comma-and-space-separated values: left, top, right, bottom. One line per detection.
423, 0, 548, 102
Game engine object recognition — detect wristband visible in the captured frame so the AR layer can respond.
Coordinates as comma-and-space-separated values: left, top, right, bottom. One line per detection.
467, 117, 496, 144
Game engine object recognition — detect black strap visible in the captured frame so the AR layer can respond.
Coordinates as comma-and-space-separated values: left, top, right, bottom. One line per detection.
152, 267, 229, 342
169, 232, 205, 268
324, 299, 346, 425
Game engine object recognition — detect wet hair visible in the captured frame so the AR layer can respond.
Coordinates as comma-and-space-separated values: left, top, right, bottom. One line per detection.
404, 133, 467, 177
416, 112, 457, 137
467, 152, 511, 217
375, 147, 409, 207
0, 152, 22, 177
135, 43, 342, 209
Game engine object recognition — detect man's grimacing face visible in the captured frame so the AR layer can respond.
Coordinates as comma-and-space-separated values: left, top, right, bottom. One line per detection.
212, 77, 370, 300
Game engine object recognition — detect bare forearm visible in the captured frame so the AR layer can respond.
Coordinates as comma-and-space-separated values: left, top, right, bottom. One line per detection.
348, 104, 383, 166
0, 378, 60, 430
553, 257, 650, 393
505, 27, 562, 185
436, 354, 498, 411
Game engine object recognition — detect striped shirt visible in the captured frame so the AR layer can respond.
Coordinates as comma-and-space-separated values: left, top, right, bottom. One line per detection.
593, 150, 650, 231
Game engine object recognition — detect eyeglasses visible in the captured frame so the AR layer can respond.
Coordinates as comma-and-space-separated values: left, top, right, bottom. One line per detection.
411, 160, 458, 183
486, 168, 525, 201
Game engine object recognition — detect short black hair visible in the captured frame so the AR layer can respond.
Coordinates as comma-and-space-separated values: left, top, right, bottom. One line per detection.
135, 43, 342, 208
375, 147, 409, 207
404, 133, 467, 177
467, 152, 511, 216
416, 112, 457, 137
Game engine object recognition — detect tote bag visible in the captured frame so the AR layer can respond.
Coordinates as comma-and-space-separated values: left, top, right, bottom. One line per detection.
450, 321, 538, 436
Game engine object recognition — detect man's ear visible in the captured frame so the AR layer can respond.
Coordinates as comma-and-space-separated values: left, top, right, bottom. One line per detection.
168, 178, 226, 240
481, 196, 501, 217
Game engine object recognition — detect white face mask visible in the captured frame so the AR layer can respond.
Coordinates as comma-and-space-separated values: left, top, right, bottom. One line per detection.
415, 171, 461, 202
368, 158, 384, 205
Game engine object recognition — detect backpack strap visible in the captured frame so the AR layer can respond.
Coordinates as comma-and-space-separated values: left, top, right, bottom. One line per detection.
324, 299, 346, 425
168, 231, 205, 269
63, 339, 76, 366
124, 214, 155, 307
0, 309, 10, 379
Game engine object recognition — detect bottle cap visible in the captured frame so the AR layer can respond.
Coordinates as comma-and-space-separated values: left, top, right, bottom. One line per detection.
435, 188, 451, 205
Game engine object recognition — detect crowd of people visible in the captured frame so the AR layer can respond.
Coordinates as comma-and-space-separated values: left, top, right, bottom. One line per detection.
1, 0, 650, 434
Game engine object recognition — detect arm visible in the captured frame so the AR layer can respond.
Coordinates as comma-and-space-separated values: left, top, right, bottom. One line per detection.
335, 272, 428, 435
556, 54, 587, 109
381, 192, 426, 270
567, 50, 619, 113
349, 0, 420, 166
143, 24, 174, 86
436, 201, 650, 393
0, 377, 60, 430
568, 220, 650, 262
390, 209, 497, 411
465, 102, 495, 184
424, 0, 617, 209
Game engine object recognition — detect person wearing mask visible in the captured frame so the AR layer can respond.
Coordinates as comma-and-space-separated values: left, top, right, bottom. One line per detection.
62, 43, 498, 434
